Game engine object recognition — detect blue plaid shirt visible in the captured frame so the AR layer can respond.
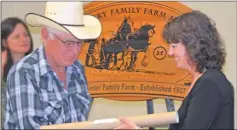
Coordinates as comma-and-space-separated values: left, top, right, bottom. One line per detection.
4, 46, 92, 129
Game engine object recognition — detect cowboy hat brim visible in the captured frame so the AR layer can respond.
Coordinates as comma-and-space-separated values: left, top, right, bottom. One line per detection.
25, 13, 102, 40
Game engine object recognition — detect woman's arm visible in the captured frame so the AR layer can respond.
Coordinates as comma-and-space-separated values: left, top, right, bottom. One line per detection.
1, 50, 8, 77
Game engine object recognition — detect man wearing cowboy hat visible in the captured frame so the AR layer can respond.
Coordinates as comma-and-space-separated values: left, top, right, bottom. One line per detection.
4, 2, 101, 129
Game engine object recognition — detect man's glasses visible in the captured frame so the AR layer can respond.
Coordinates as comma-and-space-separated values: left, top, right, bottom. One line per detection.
49, 32, 83, 48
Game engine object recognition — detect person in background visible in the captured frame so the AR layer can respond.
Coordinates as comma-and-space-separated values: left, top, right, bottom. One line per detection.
3, 2, 101, 129
1, 17, 33, 129
114, 10, 234, 129
1, 17, 33, 81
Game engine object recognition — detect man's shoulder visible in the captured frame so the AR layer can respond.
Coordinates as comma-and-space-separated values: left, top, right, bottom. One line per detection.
8, 49, 40, 76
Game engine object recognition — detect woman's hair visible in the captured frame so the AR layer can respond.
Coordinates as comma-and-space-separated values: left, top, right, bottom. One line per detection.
162, 10, 226, 73
1, 17, 33, 80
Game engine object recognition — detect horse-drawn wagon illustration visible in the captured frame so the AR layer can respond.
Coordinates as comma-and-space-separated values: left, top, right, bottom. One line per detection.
85, 17, 155, 71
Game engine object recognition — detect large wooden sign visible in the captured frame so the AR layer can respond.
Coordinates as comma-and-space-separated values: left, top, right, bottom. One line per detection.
78, 2, 192, 101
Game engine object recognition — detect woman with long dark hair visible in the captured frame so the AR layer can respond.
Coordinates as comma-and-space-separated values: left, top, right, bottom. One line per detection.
1, 17, 33, 81
1, 17, 33, 128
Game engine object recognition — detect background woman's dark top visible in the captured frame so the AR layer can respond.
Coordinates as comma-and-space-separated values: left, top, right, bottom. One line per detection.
169, 69, 234, 129
1, 80, 6, 129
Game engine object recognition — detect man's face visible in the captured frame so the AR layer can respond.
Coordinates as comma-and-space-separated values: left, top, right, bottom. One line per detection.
44, 28, 83, 67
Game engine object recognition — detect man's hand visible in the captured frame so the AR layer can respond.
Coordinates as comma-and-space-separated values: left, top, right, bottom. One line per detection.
114, 117, 140, 129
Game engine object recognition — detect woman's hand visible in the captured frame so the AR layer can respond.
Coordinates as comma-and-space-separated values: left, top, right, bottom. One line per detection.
1, 50, 8, 76
114, 117, 140, 129
1, 50, 8, 66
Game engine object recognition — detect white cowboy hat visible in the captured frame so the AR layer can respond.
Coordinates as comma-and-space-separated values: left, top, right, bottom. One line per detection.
25, 2, 102, 40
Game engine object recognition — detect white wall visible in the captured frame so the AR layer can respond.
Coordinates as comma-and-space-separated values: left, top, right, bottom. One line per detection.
1, 1, 236, 128
1, 2, 45, 49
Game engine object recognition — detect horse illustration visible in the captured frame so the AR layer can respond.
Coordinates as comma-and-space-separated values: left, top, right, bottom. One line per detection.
102, 23, 155, 70
85, 17, 155, 71
126, 24, 155, 70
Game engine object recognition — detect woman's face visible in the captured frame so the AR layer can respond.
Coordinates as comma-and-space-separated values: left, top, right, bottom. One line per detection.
168, 42, 192, 70
5, 23, 31, 54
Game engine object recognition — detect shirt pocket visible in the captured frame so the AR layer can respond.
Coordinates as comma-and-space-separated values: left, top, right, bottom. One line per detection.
43, 100, 65, 125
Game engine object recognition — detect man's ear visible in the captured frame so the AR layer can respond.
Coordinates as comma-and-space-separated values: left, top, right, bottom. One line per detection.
41, 27, 50, 44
